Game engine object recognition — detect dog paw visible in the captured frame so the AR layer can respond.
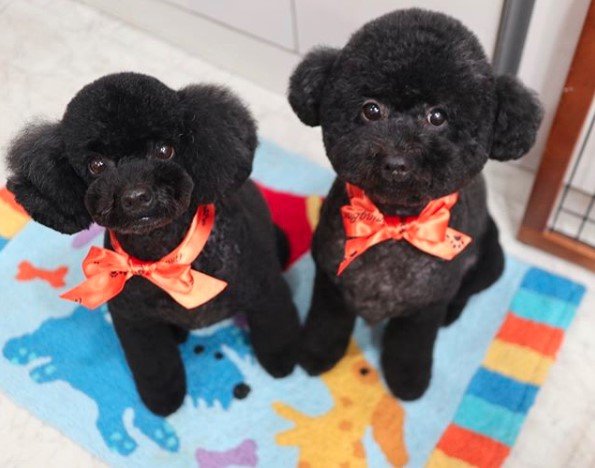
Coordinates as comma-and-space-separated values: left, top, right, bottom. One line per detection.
138, 380, 186, 416
443, 300, 467, 327
170, 325, 189, 344
383, 361, 431, 401
106, 430, 138, 455
298, 346, 343, 376
148, 422, 179, 452
257, 343, 298, 378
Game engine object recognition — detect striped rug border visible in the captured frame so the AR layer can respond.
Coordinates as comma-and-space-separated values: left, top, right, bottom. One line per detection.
428, 268, 585, 468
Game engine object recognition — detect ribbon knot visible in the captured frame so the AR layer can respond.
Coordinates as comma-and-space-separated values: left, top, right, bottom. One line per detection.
61, 205, 227, 309
337, 184, 472, 275
128, 259, 157, 276
385, 219, 410, 238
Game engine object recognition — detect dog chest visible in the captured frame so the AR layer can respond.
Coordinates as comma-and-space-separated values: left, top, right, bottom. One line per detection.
312, 176, 487, 323
339, 240, 470, 322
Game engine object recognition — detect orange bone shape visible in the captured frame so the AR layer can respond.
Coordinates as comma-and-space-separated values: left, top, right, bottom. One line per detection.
16, 261, 68, 289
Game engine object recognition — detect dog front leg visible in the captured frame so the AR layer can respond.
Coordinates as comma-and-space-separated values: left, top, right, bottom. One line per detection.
299, 269, 356, 375
111, 313, 186, 416
246, 274, 300, 378
381, 303, 447, 400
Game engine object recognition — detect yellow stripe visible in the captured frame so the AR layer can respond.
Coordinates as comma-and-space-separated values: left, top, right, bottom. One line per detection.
305, 195, 323, 230
483, 339, 553, 386
0, 200, 29, 238
427, 449, 475, 468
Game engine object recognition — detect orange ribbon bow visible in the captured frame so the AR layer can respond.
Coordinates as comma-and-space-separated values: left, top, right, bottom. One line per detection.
61, 205, 227, 309
337, 184, 472, 275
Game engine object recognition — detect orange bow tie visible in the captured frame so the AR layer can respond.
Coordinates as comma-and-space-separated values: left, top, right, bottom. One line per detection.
61, 205, 227, 309
337, 184, 472, 275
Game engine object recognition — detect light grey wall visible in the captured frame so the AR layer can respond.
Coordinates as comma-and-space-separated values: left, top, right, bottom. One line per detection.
80, 0, 505, 94
78, 0, 591, 174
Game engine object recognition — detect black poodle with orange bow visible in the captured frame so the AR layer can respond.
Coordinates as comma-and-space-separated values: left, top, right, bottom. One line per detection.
289, 9, 543, 399
6, 73, 300, 415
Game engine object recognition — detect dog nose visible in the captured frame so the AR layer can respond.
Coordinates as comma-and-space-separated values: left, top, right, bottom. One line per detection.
382, 155, 413, 180
121, 186, 154, 212
233, 382, 251, 400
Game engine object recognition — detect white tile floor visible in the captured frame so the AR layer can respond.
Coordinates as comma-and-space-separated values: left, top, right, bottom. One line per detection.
0, 1, 593, 466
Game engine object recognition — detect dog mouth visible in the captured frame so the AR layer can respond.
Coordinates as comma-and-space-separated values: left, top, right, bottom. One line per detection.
91, 214, 173, 235
90, 202, 188, 235
353, 173, 433, 216
115, 215, 175, 234
86, 185, 194, 235
368, 191, 431, 216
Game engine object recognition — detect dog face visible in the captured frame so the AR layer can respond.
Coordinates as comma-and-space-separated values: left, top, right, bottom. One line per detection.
289, 9, 543, 214
7, 73, 257, 234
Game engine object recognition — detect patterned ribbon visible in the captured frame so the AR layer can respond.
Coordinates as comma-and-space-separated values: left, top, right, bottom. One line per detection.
338, 184, 472, 275
61, 205, 227, 309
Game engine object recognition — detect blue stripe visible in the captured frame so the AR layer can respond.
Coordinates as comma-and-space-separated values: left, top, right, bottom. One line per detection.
453, 394, 524, 446
467, 368, 538, 414
0, 236, 7, 251
521, 267, 585, 305
511, 289, 577, 329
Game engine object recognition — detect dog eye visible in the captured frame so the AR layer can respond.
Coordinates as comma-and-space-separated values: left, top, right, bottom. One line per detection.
427, 108, 447, 126
88, 156, 107, 175
361, 101, 385, 121
155, 145, 175, 160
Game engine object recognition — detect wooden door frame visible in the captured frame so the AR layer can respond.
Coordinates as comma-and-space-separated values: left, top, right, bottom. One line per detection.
518, 0, 595, 272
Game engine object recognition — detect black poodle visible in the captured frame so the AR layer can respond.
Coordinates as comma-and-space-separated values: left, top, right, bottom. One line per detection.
6, 73, 300, 415
289, 9, 543, 399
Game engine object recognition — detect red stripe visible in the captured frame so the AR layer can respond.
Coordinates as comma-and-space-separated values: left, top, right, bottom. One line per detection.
437, 424, 510, 468
256, 184, 313, 267
496, 313, 563, 358
0, 188, 28, 217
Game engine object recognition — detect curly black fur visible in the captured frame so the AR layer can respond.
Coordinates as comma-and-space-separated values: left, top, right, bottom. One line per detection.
6, 72, 300, 415
290, 9, 543, 400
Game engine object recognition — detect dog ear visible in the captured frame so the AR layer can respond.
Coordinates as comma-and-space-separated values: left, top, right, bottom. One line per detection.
288, 47, 340, 127
7, 122, 91, 234
177, 85, 257, 201
490, 75, 543, 161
